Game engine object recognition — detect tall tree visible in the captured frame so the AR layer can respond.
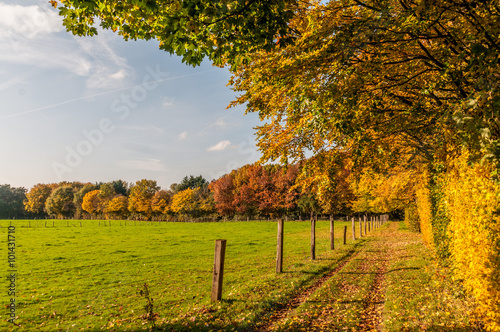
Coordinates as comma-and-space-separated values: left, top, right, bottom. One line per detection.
151, 190, 171, 217
73, 183, 97, 219
175, 175, 208, 193
128, 179, 160, 219
209, 173, 236, 217
110, 180, 129, 196
0, 185, 27, 219
105, 195, 129, 219
45, 186, 75, 218
229, 0, 500, 168
170, 188, 197, 219
24, 183, 56, 217
82, 190, 102, 216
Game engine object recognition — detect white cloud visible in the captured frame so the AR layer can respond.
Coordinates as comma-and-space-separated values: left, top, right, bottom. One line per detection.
0, 4, 131, 89
178, 131, 187, 140
215, 118, 226, 128
162, 97, 175, 107
0, 3, 62, 39
117, 159, 167, 171
207, 140, 232, 152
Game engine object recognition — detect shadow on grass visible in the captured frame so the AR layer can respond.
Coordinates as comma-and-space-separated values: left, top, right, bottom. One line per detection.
384, 266, 421, 274
399, 327, 484, 332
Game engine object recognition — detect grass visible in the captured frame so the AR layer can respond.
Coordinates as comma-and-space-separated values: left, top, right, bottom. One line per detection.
0, 219, 359, 331
382, 222, 482, 331
0, 219, 481, 331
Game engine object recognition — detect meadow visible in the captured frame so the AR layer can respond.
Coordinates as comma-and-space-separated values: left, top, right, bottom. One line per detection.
0, 219, 360, 331
1, 219, 481, 331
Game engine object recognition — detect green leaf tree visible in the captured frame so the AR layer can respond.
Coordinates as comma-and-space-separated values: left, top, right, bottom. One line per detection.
45, 185, 75, 218
0, 184, 27, 219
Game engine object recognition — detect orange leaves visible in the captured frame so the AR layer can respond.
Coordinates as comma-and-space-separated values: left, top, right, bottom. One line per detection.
82, 190, 101, 215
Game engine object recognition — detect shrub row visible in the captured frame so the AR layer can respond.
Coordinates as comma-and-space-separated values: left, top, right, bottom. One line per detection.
415, 152, 500, 331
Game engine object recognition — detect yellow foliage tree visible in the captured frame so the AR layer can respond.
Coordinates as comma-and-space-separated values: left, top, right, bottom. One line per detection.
82, 190, 102, 216
104, 196, 128, 220
128, 179, 159, 219
151, 190, 171, 217
23, 183, 56, 215
170, 188, 196, 219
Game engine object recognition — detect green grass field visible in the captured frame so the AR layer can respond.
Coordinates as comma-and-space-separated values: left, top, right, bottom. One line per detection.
1, 219, 360, 331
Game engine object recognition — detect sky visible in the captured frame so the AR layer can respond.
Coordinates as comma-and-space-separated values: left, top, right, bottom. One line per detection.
0, 0, 262, 191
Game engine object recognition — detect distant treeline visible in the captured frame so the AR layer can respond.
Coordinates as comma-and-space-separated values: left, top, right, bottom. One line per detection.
1, 163, 361, 221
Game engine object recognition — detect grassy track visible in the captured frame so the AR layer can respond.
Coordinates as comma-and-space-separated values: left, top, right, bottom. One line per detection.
258, 222, 482, 332
0, 220, 480, 331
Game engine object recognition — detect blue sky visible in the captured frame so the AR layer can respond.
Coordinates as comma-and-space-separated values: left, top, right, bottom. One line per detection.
0, 0, 261, 190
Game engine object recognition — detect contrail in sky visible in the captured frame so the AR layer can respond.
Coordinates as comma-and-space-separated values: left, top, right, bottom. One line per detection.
0, 70, 216, 120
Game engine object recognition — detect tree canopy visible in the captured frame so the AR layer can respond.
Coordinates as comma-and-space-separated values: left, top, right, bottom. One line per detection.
52, 0, 500, 168
230, 0, 500, 170
52, 0, 295, 68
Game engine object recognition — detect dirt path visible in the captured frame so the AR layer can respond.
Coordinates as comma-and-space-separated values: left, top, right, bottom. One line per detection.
249, 222, 480, 332
253, 222, 404, 332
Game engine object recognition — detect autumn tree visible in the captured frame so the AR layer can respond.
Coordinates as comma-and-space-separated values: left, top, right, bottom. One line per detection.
294, 153, 355, 216
232, 165, 260, 219
209, 173, 236, 217
170, 188, 196, 220
73, 183, 97, 219
195, 187, 216, 219
24, 183, 56, 217
105, 195, 129, 219
128, 179, 160, 219
229, 0, 500, 170
82, 190, 102, 217
151, 190, 171, 218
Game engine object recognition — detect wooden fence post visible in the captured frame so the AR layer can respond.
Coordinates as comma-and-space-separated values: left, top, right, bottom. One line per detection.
364, 215, 367, 235
311, 214, 316, 260
359, 217, 363, 237
330, 215, 334, 250
343, 226, 347, 245
276, 219, 284, 273
351, 217, 356, 241
211, 239, 227, 302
